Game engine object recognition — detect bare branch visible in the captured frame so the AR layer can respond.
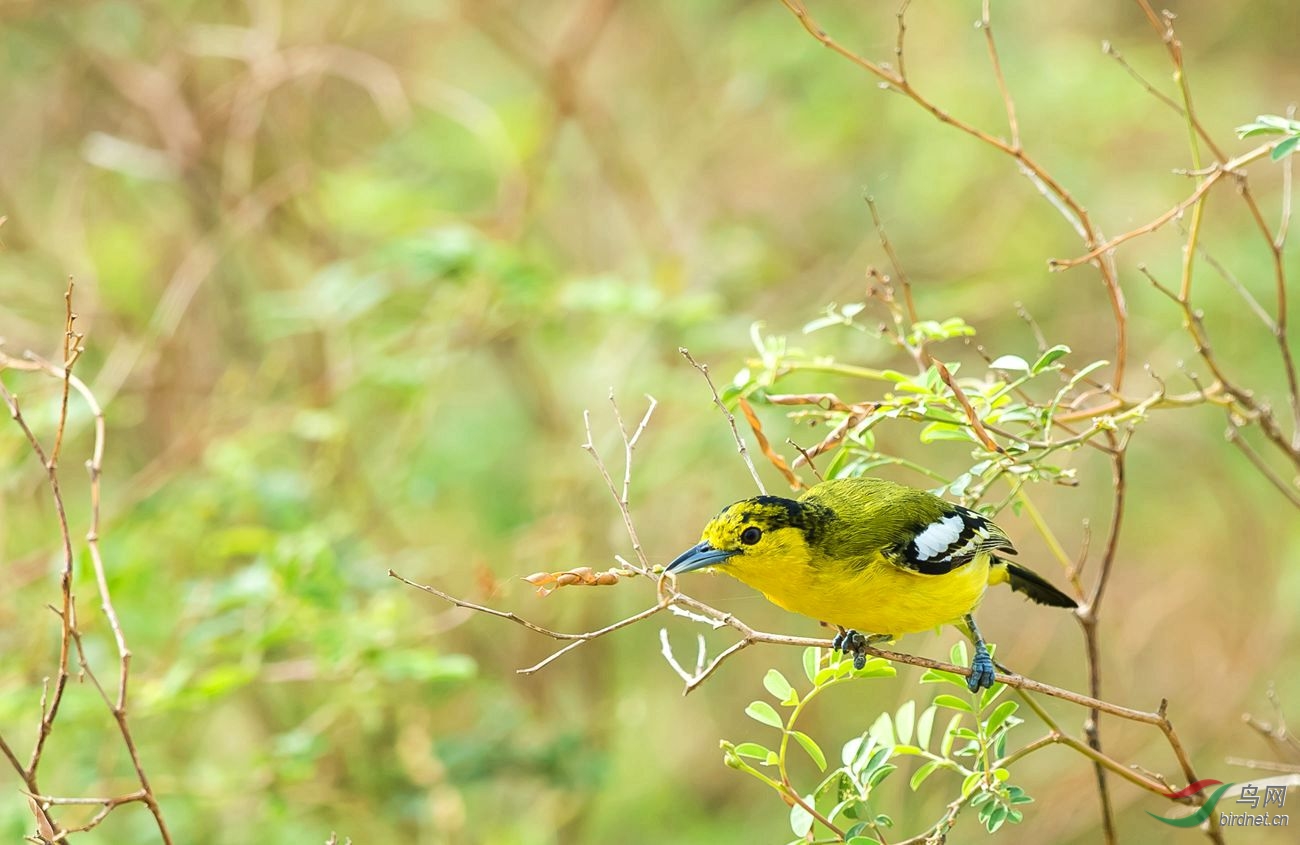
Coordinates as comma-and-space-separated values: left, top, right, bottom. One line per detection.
680, 347, 767, 494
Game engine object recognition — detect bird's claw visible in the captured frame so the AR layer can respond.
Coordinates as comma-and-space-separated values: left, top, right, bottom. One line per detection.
968, 643, 996, 692
832, 629, 869, 671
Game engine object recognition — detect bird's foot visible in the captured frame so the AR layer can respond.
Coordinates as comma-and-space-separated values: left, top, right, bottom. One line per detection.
832, 629, 890, 671
968, 641, 996, 692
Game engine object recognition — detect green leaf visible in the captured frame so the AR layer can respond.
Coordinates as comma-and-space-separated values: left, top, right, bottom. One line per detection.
814, 664, 839, 686
802, 647, 820, 685
853, 657, 897, 679
789, 797, 815, 838
910, 759, 941, 791
803, 314, 845, 334
1031, 344, 1071, 373
866, 763, 897, 788
933, 694, 973, 713
1237, 122, 1277, 138
842, 735, 875, 769
764, 669, 797, 705
916, 704, 937, 750
950, 641, 969, 667
1259, 114, 1300, 131
823, 447, 854, 480
792, 731, 827, 771
987, 803, 1009, 832
1272, 135, 1300, 161
961, 771, 984, 798
734, 742, 773, 760
980, 680, 1008, 712
989, 354, 1030, 372
863, 744, 893, 774
920, 421, 971, 443
815, 768, 847, 799
940, 713, 964, 757
985, 700, 1019, 735
868, 711, 895, 746
745, 700, 783, 728
894, 701, 916, 745
891, 745, 923, 756
921, 668, 969, 689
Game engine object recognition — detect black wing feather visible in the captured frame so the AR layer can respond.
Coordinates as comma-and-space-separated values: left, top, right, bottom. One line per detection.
889, 506, 1015, 576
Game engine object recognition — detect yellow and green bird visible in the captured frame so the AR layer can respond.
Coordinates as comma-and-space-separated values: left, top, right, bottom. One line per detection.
666, 477, 1076, 690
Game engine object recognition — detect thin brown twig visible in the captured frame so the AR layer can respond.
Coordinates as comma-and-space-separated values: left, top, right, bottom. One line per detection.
1140, 263, 1300, 481
0, 285, 172, 843
680, 348, 767, 494
0, 380, 75, 781
778, 0, 1129, 389
609, 391, 657, 508
979, 0, 1019, 149
892, 0, 912, 81
1047, 147, 1272, 270
401, 562, 1219, 819
864, 193, 918, 330
932, 360, 1001, 453
737, 396, 804, 490
786, 439, 825, 482
1101, 41, 1220, 156
581, 404, 655, 574
1226, 423, 1300, 508
1076, 447, 1126, 845
50, 281, 82, 467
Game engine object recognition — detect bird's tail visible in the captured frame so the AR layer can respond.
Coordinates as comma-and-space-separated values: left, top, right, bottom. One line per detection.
992, 559, 1077, 609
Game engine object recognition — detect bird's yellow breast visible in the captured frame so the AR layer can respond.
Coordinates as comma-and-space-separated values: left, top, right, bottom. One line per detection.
729, 546, 993, 635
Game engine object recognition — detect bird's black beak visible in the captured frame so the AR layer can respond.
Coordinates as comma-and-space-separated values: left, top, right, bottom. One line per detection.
665, 541, 738, 574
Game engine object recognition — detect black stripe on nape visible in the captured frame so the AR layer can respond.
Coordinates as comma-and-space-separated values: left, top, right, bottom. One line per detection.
750, 496, 833, 545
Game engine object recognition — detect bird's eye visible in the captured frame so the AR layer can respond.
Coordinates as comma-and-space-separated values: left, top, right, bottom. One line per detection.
740, 526, 763, 545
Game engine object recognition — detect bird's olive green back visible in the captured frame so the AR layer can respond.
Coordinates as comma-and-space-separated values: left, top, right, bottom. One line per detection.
797, 477, 954, 566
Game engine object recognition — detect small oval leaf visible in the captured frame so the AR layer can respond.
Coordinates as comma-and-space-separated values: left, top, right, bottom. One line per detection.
791, 730, 827, 771
802, 647, 820, 685
745, 700, 783, 728
989, 354, 1030, 372
910, 759, 941, 791
894, 701, 916, 745
1032, 344, 1071, 373
916, 704, 937, 750
734, 742, 773, 760
933, 694, 973, 713
985, 700, 1020, 735
764, 669, 796, 704
789, 797, 815, 837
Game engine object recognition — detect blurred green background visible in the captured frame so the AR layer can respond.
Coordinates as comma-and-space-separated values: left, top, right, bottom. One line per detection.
2, 1, 1299, 842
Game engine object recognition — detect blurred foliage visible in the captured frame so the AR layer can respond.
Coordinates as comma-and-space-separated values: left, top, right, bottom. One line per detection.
2, 1, 1300, 843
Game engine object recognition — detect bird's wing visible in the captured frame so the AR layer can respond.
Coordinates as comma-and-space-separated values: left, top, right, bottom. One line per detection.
885, 506, 1016, 576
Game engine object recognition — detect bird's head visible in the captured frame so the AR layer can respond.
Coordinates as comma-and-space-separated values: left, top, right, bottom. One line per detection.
666, 495, 830, 584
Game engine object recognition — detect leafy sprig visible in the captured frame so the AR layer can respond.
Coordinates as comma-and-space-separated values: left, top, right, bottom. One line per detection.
724, 645, 1035, 843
